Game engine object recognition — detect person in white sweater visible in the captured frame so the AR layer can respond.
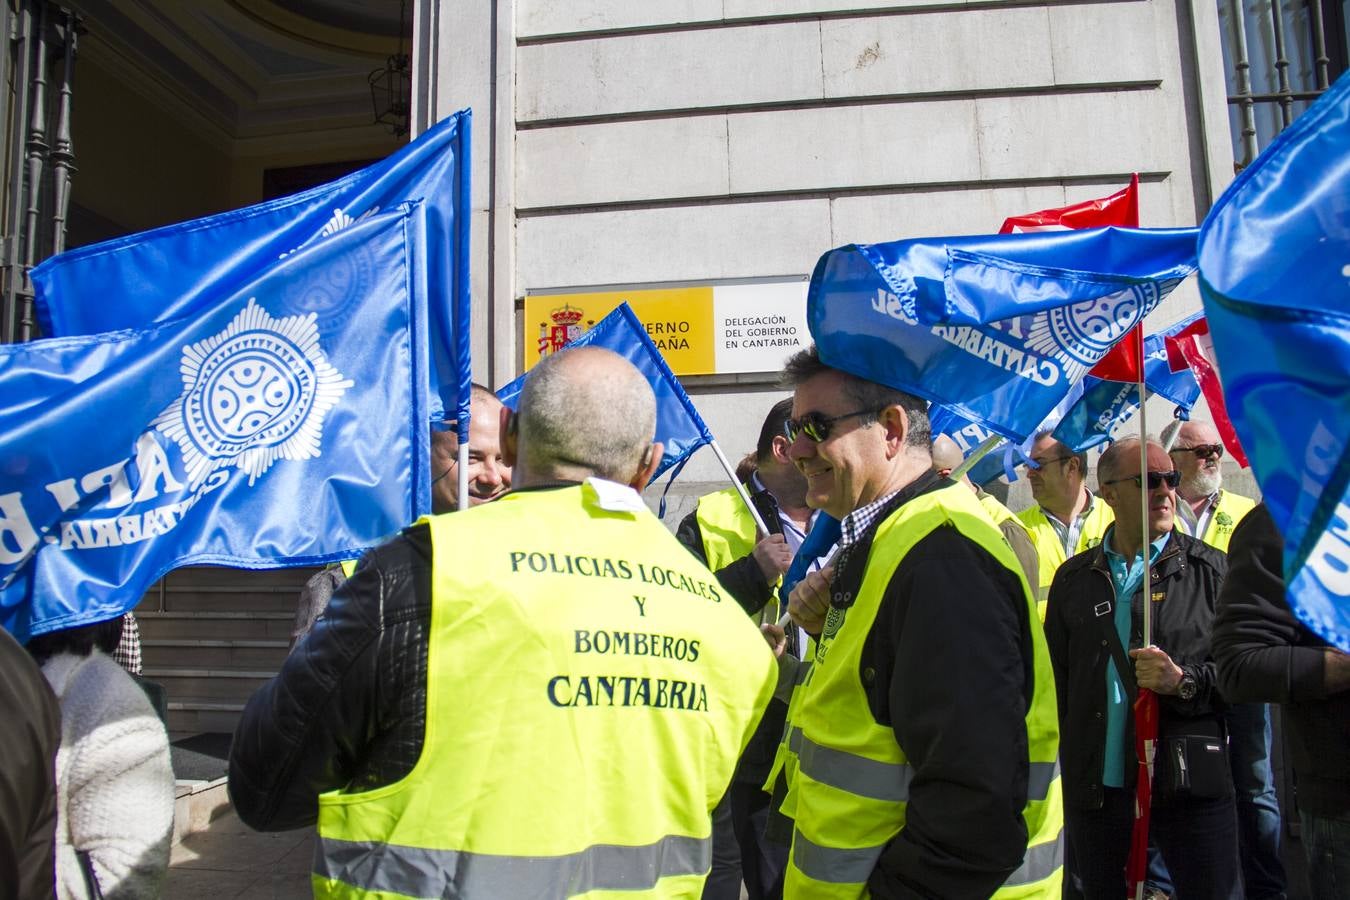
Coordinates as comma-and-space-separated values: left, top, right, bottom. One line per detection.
27, 617, 174, 899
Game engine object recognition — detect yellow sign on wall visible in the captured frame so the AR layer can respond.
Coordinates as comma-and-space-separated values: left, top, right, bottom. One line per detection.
523, 280, 810, 376
524, 287, 716, 374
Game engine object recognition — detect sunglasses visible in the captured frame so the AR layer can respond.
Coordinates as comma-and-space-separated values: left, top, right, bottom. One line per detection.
783, 407, 879, 443
1171, 443, 1224, 460
1028, 454, 1074, 470
1103, 470, 1181, 491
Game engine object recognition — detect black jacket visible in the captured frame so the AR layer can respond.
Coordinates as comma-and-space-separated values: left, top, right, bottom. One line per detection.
830, 474, 1039, 900
0, 627, 60, 899
229, 512, 433, 831
1044, 529, 1229, 811
1213, 504, 1350, 815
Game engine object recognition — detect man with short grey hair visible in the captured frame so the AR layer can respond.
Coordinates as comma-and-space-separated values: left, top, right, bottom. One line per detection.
232, 346, 777, 898
766, 345, 1062, 898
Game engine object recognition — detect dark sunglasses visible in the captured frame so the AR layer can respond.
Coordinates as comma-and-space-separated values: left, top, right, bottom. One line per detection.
1103, 470, 1181, 490
783, 407, 879, 443
1171, 443, 1224, 461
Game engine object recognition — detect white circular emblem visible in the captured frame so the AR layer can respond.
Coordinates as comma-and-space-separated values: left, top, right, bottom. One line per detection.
153, 299, 354, 486
1024, 280, 1173, 384
187, 333, 315, 457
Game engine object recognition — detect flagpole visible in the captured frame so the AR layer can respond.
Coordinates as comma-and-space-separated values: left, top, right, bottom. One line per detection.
457, 442, 469, 512
950, 434, 1004, 481
708, 438, 771, 536
1134, 342, 1152, 900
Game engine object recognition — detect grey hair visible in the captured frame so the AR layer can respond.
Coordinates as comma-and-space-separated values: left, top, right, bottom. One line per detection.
518, 347, 657, 481
781, 345, 931, 450
1098, 435, 1162, 485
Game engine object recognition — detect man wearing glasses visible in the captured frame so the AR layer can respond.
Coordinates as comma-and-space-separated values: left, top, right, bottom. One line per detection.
1044, 438, 1241, 899
1016, 432, 1115, 616
1170, 420, 1286, 900
767, 346, 1063, 899
1170, 420, 1257, 553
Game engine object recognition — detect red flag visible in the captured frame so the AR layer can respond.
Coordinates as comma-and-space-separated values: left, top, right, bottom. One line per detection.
1003, 177, 1146, 382
1127, 689, 1159, 899
1089, 326, 1145, 383
1164, 322, 1250, 467
999, 173, 1139, 233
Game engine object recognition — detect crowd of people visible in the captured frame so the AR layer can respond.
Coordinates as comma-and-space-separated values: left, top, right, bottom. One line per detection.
5, 341, 1348, 899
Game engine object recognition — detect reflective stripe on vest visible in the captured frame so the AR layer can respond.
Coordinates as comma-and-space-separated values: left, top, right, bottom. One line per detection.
315, 832, 711, 897
786, 483, 1063, 899
797, 729, 1060, 805
791, 825, 1064, 890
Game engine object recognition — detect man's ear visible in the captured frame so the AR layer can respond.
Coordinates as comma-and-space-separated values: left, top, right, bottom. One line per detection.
770, 433, 792, 465
630, 442, 664, 492
500, 406, 518, 468
878, 405, 907, 459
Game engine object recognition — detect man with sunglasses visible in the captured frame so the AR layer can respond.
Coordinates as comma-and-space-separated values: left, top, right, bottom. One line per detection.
1044, 438, 1241, 899
1170, 421, 1257, 554
1170, 420, 1285, 900
767, 347, 1063, 899
1016, 432, 1115, 617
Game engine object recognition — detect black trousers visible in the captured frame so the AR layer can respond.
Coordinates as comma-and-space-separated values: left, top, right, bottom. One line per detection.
1066, 786, 1244, 900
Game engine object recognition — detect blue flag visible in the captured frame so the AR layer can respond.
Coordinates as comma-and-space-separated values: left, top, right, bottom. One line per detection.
31, 111, 471, 440
1198, 71, 1350, 651
1, 206, 431, 641
497, 303, 713, 481
1053, 313, 1204, 451
928, 405, 1015, 484
808, 226, 1198, 443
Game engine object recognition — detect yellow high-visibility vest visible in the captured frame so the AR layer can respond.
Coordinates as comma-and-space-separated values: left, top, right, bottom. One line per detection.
784, 483, 1063, 899
696, 484, 783, 624
1180, 489, 1257, 553
1017, 498, 1114, 618
313, 481, 777, 898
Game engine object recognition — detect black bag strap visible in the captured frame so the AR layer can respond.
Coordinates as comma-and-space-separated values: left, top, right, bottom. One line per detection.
1090, 594, 1138, 697
77, 849, 105, 900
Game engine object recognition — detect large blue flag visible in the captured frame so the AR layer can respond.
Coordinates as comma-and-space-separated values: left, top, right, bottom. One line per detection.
1, 206, 431, 641
497, 303, 713, 482
31, 111, 471, 439
1198, 71, 1350, 651
808, 227, 1199, 442
1053, 312, 1204, 451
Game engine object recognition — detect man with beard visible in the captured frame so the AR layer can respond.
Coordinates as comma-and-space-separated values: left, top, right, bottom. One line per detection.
1170, 420, 1256, 553
1170, 420, 1284, 900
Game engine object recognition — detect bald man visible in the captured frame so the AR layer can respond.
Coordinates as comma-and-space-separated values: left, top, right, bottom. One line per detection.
231, 347, 776, 899
1170, 420, 1256, 553
932, 435, 1039, 591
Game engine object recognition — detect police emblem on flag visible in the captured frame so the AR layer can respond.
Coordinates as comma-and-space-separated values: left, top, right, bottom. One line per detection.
153, 299, 354, 486
1024, 282, 1166, 383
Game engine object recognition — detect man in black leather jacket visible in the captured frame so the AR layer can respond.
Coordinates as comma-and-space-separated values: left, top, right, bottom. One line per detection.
1044, 437, 1241, 900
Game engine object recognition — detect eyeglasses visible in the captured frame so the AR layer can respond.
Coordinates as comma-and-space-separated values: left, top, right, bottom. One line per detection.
1171, 443, 1224, 461
1102, 470, 1181, 490
783, 407, 879, 443
1028, 454, 1074, 470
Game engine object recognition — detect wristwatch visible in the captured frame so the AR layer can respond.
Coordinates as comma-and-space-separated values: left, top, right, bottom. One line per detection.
1177, 672, 1197, 700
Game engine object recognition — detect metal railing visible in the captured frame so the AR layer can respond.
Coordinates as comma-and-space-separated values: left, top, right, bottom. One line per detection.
1, 1, 77, 344
1219, 0, 1346, 167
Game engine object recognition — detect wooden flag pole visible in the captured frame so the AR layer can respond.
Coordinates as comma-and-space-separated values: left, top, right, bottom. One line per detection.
950, 434, 1005, 481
